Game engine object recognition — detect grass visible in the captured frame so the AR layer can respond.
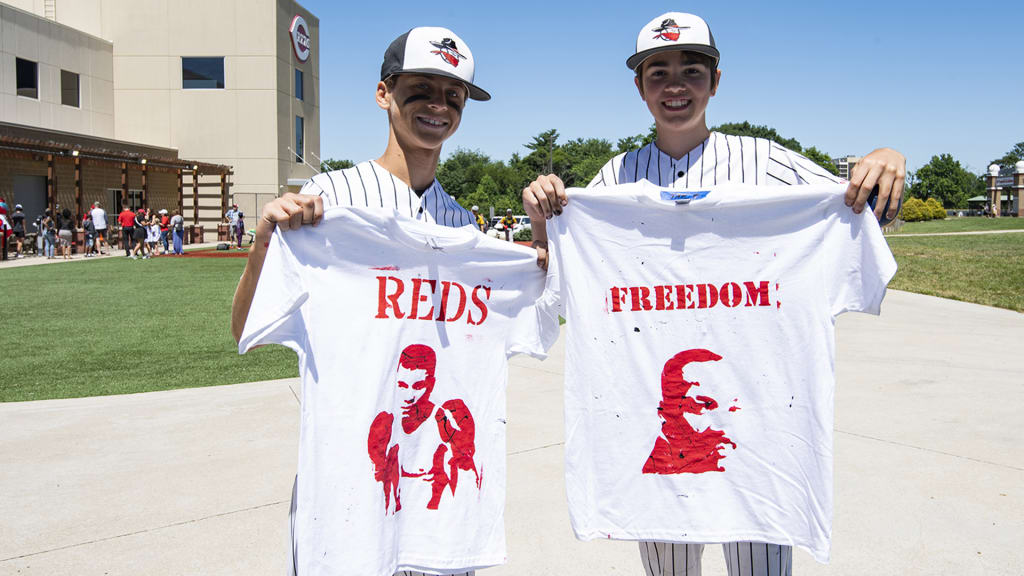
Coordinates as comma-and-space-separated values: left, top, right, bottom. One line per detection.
0, 256, 297, 402
886, 233, 1024, 312
889, 217, 1024, 234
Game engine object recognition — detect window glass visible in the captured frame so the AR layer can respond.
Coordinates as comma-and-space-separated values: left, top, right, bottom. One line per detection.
182, 57, 225, 89
61, 70, 80, 107
295, 116, 304, 163
295, 68, 304, 101
16, 58, 38, 99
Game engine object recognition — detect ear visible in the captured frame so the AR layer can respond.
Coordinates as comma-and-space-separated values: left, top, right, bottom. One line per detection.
634, 75, 645, 101
710, 69, 722, 97
376, 81, 391, 110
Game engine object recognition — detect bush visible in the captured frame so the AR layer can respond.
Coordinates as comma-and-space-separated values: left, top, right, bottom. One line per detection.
514, 227, 532, 242
901, 197, 927, 222
924, 198, 947, 220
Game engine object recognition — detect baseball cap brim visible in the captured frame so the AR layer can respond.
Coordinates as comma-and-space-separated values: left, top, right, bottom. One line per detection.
626, 44, 721, 71
386, 69, 491, 101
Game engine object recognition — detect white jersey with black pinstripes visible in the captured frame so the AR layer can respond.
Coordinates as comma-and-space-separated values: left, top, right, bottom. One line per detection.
588, 132, 845, 189
299, 160, 475, 228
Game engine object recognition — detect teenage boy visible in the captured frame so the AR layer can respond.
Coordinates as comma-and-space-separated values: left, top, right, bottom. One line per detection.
522, 12, 906, 576
231, 27, 489, 576
90, 201, 109, 254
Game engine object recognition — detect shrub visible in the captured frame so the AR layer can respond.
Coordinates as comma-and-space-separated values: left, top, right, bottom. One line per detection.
901, 197, 927, 222
924, 198, 947, 220
514, 227, 532, 242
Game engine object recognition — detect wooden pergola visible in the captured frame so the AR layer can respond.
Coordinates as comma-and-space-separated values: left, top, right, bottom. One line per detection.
0, 122, 232, 225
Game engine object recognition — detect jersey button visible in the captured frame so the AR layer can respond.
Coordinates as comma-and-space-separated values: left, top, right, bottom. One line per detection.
677, 170, 685, 178
418, 207, 424, 214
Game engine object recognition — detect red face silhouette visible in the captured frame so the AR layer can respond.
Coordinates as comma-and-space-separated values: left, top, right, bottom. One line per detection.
643, 349, 737, 474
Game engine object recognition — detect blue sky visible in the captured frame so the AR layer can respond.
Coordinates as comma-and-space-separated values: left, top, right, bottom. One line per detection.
302, 0, 1023, 176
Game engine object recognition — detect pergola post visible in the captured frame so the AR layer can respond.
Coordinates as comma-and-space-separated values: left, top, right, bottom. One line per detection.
176, 168, 184, 216
192, 166, 199, 225
220, 172, 228, 220
121, 162, 128, 207
74, 156, 82, 218
46, 154, 54, 213
141, 160, 148, 209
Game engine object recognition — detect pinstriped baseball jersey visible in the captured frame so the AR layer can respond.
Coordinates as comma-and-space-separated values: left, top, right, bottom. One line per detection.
588, 132, 844, 189
300, 160, 475, 228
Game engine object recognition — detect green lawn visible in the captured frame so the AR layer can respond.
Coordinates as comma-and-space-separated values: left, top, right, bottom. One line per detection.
889, 217, 1024, 234
0, 257, 297, 402
886, 233, 1024, 312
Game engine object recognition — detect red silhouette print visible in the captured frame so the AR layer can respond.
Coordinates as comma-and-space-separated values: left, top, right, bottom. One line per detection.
642, 349, 737, 474
651, 18, 690, 42
368, 344, 480, 514
429, 38, 466, 68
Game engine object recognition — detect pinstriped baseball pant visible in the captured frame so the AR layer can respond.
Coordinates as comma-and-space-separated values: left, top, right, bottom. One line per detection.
640, 541, 792, 576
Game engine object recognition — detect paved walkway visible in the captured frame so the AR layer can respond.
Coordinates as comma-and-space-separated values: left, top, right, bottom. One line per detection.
0, 241, 231, 269
886, 229, 1024, 237
0, 290, 1021, 575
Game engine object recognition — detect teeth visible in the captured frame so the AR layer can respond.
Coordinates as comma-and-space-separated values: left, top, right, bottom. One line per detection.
665, 99, 689, 109
420, 117, 445, 126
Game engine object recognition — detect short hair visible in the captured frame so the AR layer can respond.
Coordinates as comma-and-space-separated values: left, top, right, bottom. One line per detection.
398, 344, 436, 376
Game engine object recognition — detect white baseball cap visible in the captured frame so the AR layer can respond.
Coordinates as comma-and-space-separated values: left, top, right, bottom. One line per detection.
627, 12, 719, 71
471, 205, 479, 211
381, 27, 490, 101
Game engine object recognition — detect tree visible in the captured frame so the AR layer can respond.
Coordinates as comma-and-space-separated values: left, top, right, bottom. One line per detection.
907, 154, 982, 208
989, 141, 1024, 170
436, 149, 491, 199
320, 158, 354, 172
711, 122, 802, 152
801, 146, 840, 176
525, 129, 560, 175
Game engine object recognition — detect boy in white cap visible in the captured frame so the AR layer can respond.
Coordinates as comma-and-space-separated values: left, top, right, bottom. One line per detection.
232, 26, 490, 576
522, 11, 905, 576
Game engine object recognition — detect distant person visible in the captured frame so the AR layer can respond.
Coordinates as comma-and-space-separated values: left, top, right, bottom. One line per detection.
158, 209, 170, 254
234, 211, 245, 249
130, 208, 149, 259
57, 208, 74, 260
90, 201, 109, 254
146, 212, 160, 255
0, 199, 10, 260
118, 203, 135, 257
224, 203, 240, 248
500, 208, 516, 241
11, 204, 26, 258
41, 208, 57, 259
471, 205, 486, 232
171, 210, 185, 255
83, 212, 96, 257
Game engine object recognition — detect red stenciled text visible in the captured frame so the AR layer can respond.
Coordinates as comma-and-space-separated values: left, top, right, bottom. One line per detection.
609, 281, 772, 313
376, 276, 491, 325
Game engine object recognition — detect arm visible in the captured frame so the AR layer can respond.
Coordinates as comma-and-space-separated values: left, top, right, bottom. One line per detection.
521, 174, 568, 270
230, 192, 323, 343
844, 148, 906, 223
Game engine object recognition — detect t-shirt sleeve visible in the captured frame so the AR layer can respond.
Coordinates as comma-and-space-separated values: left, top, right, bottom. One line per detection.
237, 228, 310, 354
505, 260, 561, 360
821, 198, 897, 317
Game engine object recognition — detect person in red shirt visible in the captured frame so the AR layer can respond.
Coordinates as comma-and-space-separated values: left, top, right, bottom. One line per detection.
117, 203, 135, 257
158, 209, 170, 254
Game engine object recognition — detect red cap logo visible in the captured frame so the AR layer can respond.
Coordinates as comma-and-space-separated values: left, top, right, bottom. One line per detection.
652, 18, 690, 42
429, 37, 466, 68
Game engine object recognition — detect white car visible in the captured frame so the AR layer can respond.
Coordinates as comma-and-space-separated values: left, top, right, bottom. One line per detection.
487, 215, 531, 239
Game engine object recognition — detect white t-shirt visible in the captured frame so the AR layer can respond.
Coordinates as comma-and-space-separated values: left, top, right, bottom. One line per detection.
239, 207, 559, 576
90, 206, 107, 229
547, 182, 896, 562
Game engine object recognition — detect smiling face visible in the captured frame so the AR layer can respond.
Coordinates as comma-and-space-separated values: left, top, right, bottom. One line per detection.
379, 74, 467, 152
635, 50, 719, 140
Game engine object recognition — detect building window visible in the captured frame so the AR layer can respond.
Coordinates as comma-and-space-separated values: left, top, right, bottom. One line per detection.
295, 116, 304, 163
295, 68, 304, 101
16, 58, 38, 99
61, 70, 80, 107
181, 57, 225, 89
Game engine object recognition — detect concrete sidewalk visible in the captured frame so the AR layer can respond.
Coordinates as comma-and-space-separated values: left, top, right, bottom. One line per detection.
1, 290, 1021, 575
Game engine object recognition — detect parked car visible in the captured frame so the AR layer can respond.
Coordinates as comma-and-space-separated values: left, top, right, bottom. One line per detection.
486, 215, 530, 239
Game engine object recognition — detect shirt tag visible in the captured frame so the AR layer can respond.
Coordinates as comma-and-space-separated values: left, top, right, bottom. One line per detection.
661, 190, 710, 204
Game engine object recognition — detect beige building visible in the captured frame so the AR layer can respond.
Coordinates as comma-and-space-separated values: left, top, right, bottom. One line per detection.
0, 0, 319, 241
831, 155, 860, 181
